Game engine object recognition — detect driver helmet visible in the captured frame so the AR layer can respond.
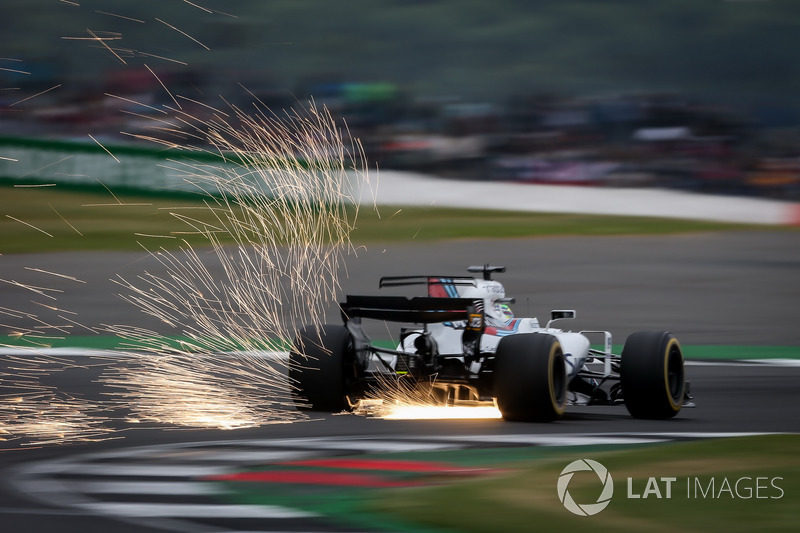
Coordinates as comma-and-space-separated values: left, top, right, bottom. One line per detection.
488, 302, 514, 326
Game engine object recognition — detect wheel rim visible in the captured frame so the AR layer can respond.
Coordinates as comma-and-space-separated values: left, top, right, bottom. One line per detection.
665, 340, 684, 408
550, 346, 567, 412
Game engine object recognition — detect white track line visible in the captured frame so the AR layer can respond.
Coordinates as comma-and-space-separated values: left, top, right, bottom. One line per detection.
23, 463, 231, 478
69, 481, 226, 495
743, 358, 800, 366
686, 359, 800, 367
424, 435, 667, 446
79, 502, 317, 519
241, 437, 456, 453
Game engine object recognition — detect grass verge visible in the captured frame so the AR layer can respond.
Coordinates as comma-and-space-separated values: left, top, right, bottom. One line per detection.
354, 205, 777, 242
362, 434, 799, 533
1, 184, 785, 254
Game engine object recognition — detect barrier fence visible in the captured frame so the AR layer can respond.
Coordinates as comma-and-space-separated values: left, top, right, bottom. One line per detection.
0, 136, 249, 195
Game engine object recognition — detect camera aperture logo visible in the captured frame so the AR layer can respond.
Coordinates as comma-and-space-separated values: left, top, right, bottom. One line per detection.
557, 459, 614, 516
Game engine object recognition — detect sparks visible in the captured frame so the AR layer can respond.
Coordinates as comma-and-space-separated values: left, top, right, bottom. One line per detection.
83, 29, 127, 64
87, 134, 121, 163
5, 215, 54, 237
98, 99, 369, 429
9, 84, 62, 107
380, 404, 503, 420
95, 10, 146, 24
2, 93, 368, 439
155, 18, 210, 50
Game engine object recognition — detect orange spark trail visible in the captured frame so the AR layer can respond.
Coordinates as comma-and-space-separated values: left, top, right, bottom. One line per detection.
84, 28, 126, 64
87, 134, 121, 163
155, 18, 210, 50
5, 215, 53, 237
95, 10, 146, 23
145, 64, 181, 109
9, 84, 61, 107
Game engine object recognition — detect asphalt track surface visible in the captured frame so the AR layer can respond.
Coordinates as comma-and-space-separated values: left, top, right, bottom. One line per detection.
1, 230, 799, 532
2, 230, 798, 344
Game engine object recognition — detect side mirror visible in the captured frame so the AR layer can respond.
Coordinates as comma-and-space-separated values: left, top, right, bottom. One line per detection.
547, 309, 576, 328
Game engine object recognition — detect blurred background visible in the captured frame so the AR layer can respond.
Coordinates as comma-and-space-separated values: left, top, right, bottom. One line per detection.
2, 0, 800, 197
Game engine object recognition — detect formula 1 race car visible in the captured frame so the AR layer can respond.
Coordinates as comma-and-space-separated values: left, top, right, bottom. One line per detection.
289, 265, 692, 422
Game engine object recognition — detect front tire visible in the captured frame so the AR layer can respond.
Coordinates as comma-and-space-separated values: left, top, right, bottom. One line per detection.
620, 331, 685, 419
289, 324, 353, 412
494, 333, 567, 422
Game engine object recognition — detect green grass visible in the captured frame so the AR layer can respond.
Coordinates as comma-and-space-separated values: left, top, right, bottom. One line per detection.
0, 184, 782, 254
352, 205, 776, 242
0, 184, 228, 253
363, 435, 800, 533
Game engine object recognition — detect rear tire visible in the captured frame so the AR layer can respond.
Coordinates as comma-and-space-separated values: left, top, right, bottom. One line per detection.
621, 331, 685, 419
494, 333, 567, 422
289, 324, 353, 412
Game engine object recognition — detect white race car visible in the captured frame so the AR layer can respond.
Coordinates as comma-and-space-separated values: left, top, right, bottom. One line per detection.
289, 265, 693, 421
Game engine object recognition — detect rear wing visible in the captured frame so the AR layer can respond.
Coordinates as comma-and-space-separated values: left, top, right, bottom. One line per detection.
341, 295, 480, 324
379, 276, 476, 289
379, 266, 505, 298
378, 265, 505, 289
379, 276, 477, 299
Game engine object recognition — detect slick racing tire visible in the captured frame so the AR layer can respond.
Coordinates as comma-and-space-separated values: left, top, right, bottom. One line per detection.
620, 331, 685, 419
289, 324, 354, 412
494, 333, 567, 422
